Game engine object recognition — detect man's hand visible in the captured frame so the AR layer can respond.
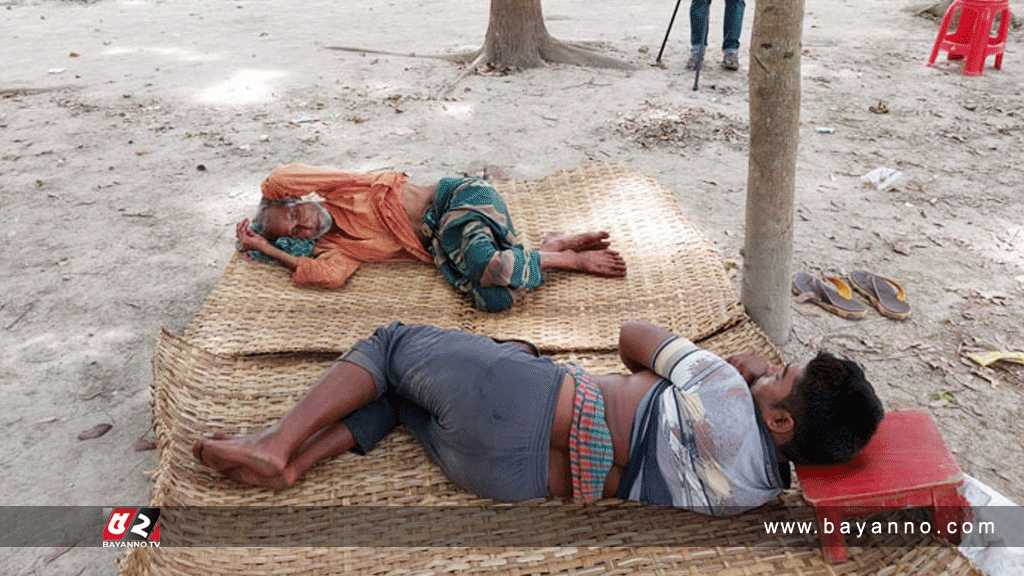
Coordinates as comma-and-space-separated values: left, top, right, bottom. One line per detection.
725, 354, 770, 384
236, 218, 272, 252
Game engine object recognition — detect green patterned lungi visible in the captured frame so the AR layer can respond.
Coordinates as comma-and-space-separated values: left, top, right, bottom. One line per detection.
421, 178, 543, 312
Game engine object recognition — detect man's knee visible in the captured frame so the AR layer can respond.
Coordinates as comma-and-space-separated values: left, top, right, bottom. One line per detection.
471, 286, 520, 312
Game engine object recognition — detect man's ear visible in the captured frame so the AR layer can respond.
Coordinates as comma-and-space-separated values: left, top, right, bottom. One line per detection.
763, 407, 794, 436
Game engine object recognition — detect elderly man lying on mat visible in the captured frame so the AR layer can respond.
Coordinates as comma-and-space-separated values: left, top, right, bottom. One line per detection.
235, 163, 627, 312
194, 321, 884, 514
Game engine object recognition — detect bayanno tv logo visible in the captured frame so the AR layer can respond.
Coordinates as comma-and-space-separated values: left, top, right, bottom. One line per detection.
102, 507, 161, 548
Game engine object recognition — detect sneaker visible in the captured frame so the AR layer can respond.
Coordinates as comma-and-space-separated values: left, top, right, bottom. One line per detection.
722, 51, 740, 71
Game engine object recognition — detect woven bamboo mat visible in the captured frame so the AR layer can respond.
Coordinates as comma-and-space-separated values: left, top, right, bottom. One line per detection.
182, 161, 743, 356
123, 329, 983, 575
126, 161, 983, 574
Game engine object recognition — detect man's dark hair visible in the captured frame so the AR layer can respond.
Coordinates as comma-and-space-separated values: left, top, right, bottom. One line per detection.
776, 351, 884, 465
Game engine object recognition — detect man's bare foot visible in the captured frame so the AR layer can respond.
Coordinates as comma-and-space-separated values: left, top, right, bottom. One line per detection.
192, 431, 237, 471
192, 434, 286, 478
540, 231, 611, 253
222, 465, 297, 490
577, 250, 627, 277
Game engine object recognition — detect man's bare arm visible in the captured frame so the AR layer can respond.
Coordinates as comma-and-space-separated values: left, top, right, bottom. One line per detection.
618, 321, 677, 373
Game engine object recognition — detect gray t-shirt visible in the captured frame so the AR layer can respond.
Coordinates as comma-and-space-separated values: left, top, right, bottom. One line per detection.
618, 336, 789, 515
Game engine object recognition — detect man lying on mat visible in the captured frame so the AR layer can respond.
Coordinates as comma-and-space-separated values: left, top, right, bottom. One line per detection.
194, 321, 884, 515
235, 163, 627, 312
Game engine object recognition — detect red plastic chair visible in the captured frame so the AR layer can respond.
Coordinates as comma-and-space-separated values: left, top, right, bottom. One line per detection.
927, 0, 1011, 75
794, 410, 970, 564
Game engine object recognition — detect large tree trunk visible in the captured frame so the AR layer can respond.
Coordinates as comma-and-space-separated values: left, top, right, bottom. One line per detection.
740, 0, 805, 345
482, 0, 550, 69
477, 0, 634, 71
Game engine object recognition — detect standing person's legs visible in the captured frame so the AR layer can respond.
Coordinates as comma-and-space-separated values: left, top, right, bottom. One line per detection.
722, 0, 746, 52
721, 0, 744, 69
688, 0, 712, 69
689, 0, 712, 51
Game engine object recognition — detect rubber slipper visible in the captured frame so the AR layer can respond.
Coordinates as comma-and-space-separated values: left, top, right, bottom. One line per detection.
849, 270, 911, 319
791, 272, 868, 319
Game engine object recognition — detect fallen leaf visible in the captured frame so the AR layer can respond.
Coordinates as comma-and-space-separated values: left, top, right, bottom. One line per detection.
44, 545, 74, 563
133, 438, 157, 451
966, 350, 1024, 367
78, 423, 112, 440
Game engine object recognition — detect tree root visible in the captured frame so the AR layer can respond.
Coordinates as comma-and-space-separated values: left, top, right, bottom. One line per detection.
1, 86, 72, 98
432, 37, 634, 99
324, 45, 475, 62
328, 36, 634, 101
539, 38, 636, 70
433, 51, 487, 100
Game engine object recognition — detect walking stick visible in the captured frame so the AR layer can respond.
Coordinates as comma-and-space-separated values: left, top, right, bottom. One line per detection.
656, 0, 685, 64
692, 44, 706, 90
692, 8, 710, 90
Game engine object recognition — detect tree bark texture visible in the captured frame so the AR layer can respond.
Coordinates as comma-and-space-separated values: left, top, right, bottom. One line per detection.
741, 0, 804, 345
483, 0, 550, 68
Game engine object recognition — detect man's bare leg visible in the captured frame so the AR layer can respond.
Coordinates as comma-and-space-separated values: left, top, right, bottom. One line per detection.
538, 231, 627, 278
540, 231, 612, 253
573, 250, 627, 277
279, 421, 357, 485
539, 248, 627, 278
193, 360, 377, 480
194, 422, 357, 489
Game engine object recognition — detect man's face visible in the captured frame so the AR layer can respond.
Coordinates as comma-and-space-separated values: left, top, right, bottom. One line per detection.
262, 202, 329, 240
749, 360, 808, 415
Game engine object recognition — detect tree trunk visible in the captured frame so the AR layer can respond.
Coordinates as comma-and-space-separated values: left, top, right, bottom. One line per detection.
740, 0, 805, 345
482, 0, 550, 69
477, 0, 634, 71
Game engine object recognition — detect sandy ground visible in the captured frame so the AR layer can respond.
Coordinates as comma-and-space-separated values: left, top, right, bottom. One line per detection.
1, 0, 1022, 574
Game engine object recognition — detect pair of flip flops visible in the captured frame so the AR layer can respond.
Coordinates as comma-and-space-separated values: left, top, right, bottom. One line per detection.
792, 270, 911, 320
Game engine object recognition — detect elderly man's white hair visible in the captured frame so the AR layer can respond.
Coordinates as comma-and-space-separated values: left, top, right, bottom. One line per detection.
252, 199, 333, 240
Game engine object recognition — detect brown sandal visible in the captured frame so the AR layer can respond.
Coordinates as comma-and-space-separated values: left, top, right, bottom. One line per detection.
792, 272, 868, 319
849, 270, 911, 319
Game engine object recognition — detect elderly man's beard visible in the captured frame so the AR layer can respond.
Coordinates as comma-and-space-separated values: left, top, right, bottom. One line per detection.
311, 202, 334, 239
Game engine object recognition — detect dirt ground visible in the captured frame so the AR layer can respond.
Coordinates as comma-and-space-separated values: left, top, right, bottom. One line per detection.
1, 0, 1022, 574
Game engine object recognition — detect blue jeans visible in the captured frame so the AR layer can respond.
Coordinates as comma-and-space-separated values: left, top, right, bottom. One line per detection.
690, 0, 746, 52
